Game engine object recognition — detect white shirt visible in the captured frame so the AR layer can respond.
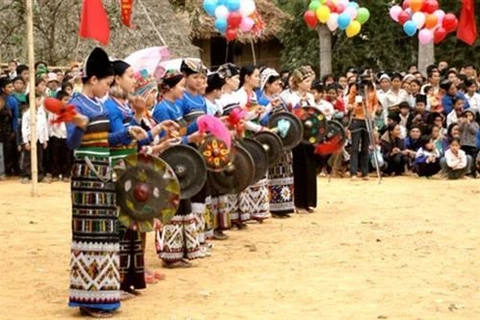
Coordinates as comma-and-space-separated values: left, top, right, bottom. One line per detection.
384, 89, 408, 109
47, 112, 67, 139
445, 149, 467, 170
22, 107, 49, 144
465, 92, 480, 115
316, 100, 335, 120
446, 110, 459, 128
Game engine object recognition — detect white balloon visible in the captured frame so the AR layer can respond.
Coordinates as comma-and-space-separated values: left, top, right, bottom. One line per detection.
239, 0, 256, 17
412, 11, 426, 29
215, 5, 229, 20
327, 13, 339, 32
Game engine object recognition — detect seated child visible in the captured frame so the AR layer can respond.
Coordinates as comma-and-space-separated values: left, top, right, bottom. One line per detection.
440, 138, 471, 180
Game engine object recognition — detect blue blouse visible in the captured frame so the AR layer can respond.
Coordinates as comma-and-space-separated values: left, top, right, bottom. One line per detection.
152, 99, 198, 144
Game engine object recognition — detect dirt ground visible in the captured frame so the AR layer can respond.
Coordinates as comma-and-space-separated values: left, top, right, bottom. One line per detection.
0, 176, 479, 320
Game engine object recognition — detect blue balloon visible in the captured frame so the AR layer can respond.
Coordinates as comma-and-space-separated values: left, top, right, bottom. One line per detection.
217, 0, 226, 6
403, 21, 417, 37
225, 0, 240, 11
337, 13, 351, 30
348, 1, 359, 10
215, 18, 228, 33
203, 0, 218, 17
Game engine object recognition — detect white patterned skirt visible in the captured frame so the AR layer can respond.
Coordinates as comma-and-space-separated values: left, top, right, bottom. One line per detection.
239, 177, 270, 221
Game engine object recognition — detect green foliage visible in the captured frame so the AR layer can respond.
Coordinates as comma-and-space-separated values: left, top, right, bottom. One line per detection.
278, 0, 480, 74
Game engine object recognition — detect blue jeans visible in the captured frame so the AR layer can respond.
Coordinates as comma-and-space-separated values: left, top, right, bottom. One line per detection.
0, 142, 5, 177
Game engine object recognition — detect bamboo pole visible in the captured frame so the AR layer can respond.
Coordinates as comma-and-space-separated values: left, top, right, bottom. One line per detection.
250, 40, 256, 65
26, 0, 38, 196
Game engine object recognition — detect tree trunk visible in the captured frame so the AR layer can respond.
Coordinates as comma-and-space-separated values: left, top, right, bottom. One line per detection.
317, 25, 332, 78
418, 40, 435, 76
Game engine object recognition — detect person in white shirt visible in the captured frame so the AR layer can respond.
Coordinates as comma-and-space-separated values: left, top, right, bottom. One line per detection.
21, 95, 49, 183
376, 73, 391, 110
311, 80, 334, 120
446, 97, 465, 128
440, 138, 471, 179
384, 72, 408, 111
48, 91, 72, 182
464, 79, 480, 117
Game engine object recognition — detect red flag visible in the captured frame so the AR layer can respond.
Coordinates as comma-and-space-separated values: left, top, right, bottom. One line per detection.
457, 0, 477, 45
121, 0, 134, 28
78, 0, 110, 45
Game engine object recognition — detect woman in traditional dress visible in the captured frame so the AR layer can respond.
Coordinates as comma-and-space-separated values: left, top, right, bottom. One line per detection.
236, 66, 270, 223
152, 69, 204, 268
280, 66, 317, 213
258, 68, 295, 218
66, 47, 148, 318
216, 63, 243, 229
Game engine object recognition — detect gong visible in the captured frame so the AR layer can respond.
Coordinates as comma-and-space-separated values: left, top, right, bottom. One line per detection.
315, 120, 347, 155
197, 135, 234, 172
115, 153, 181, 232
268, 112, 303, 151
159, 144, 207, 199
253, 131, 283, 167
239, 138, 269, 184
293, 106, 328, 144
208, 144, 255, 194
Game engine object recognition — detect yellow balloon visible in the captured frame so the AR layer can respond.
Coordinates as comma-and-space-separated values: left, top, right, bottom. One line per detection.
316, 5, 331, 24
346, 20, 361, 38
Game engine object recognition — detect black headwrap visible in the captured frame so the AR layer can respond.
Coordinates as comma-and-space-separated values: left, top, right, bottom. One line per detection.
112, 60, 131, 76
180, 59, 207, 76
159, 69, 184, 92
82, 47, 114, 80
217, 63, 240, 78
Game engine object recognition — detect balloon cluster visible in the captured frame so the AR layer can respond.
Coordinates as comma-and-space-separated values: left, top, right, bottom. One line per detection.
389, 0, 458, 45
303, 0, 370, 38
203, 0, 265, 42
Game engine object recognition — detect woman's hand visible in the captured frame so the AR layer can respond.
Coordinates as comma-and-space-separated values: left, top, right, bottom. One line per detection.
128, 126, 148, 141
71, 113, 89, 130
188, 131, 205, 144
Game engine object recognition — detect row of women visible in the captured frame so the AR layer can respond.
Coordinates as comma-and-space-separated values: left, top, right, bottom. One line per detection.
65, 47, 319, 318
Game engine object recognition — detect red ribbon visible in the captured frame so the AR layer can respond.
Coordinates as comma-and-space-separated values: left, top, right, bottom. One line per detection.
121, 0, 134, 28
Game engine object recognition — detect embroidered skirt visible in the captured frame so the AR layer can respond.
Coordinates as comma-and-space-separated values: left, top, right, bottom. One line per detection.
268, 152, 295, 216
69, 156, 120, 311
239, 177, 270, 222
119, 226, 146, 291
155, 200, 201, 262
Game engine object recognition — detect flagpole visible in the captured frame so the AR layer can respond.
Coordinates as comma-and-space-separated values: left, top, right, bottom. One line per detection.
26, 0, 38, 196
137, 0, 168, 47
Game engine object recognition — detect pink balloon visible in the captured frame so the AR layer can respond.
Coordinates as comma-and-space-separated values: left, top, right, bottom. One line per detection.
404, 8, 412, 17
418, 28, 433, 45
433, 9, 445, 26
239, 17, 255, 32
344, 6, 357, 20
389, 5, 403, 22
336, 3, 346, 13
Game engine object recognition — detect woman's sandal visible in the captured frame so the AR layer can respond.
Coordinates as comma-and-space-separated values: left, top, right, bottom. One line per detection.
162, 260, 192, 269
79, 307, 114, 318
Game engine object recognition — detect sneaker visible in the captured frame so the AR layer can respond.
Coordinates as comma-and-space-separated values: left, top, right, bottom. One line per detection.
21, 177, 30, 184
40, 177, 52, 184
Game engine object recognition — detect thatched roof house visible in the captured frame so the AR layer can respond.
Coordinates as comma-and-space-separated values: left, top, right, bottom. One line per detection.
184, 0, 290, 69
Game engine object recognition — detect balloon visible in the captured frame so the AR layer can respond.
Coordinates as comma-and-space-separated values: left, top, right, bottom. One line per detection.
389, 5, 403, 22
336, 2, 346, 14
215, 18, 228, 33
325, 0, 337, 13
405, 8, 412, 17
215, 5, 229, 19
226, 28, 237, 42
344, 6, 357, 20
424, 14, 438, 29
326, 13, 339, 31
225, 0, 240, 12
423, 0, 439, 14
356, 8, 370, 24
403, 21, 418, 36
443, 13, 458, 33
337, 13, 351, 30
239, 0, 256, 17
203, 0, 217, 16
316, 5, 331, 24
239, 17, 255, 32
433, 9, 445, 26
304, 11, 318, 28
398, 11, 411, 25
347, 1, 359, 10
227, 11, 242, 28
409, 0, 423, 13
402, 0, 410, 10
411, 12, 426, 29
433, 26, 447, 44
309, 0, 321, 12
346, 20, 361, 38
418, 28, 433, 45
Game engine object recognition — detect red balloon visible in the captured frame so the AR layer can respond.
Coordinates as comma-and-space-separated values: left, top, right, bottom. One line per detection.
303, 11, 317, 28
402, 0, 411, 10
325, 0, 337, 13
227, 11, 242, 29
434, 27, 447, 44
398, 11, 411, 25
422, 0, 439, 14
226, 28, 237, 42
443, 13, 458, 33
